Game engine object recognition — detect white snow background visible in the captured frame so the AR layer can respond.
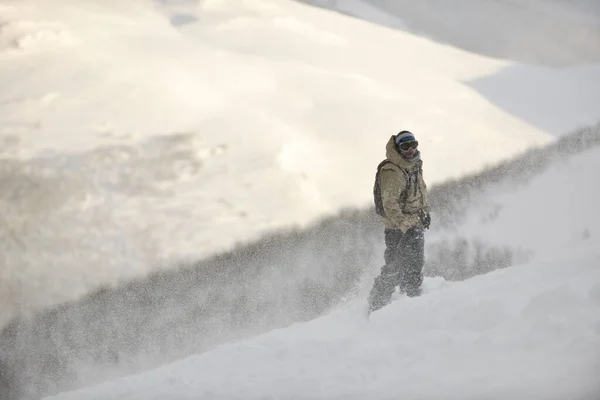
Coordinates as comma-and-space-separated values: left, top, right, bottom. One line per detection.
43, 130, 600, 400
0, 0, 599, 399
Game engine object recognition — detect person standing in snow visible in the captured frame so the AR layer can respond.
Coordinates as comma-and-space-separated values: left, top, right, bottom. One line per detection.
369, 130, 431, 312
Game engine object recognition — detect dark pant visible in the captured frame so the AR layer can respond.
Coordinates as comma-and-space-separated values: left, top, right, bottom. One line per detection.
369, 228, 424, 310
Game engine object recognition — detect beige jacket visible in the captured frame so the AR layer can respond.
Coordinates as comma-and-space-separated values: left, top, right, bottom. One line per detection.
379, 135, 429, 232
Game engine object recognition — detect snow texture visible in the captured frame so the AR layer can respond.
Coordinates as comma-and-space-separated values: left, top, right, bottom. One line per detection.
0, 0, 598, 399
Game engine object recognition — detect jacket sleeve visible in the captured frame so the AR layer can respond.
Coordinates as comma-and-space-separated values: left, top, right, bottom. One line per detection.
379, 168, 406, 226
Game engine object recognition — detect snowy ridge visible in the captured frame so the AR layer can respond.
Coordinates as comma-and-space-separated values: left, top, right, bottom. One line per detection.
2, 0, 600, 329
297, 0, 600, 66
1, 0, 600, 399
2, 124, 599, 400
47, 245, 600, 400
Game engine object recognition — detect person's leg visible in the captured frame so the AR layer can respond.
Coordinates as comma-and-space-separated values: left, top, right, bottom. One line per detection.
398, 228, 425, 297
368, 229, 404, 311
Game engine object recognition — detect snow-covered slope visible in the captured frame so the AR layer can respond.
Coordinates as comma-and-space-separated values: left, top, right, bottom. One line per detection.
451, 148, 600, 257
2, 0, 600, 327
298, 0, 600, 66
47, 251, 600, 400
1, 1, 600, 397
47, 145, 600, 400
1, 126, 596, 400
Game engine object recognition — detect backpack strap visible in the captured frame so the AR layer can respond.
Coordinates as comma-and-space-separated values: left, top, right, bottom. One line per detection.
376, 160, 392, 173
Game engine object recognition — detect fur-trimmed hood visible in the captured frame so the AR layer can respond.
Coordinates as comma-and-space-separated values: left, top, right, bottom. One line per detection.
385, 135, 421, 170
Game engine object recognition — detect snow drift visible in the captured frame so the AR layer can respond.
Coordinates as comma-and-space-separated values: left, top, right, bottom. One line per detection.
2, 124, 599, 400
1, 0, 600, 399
47, 242, 600, 400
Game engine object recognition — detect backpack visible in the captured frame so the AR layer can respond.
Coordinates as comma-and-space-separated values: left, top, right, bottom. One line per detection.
373, 160, 410, 217
373, 160, 392, 217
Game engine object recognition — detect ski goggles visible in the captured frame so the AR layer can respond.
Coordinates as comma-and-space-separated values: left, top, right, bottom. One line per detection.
399, 140, 418, 151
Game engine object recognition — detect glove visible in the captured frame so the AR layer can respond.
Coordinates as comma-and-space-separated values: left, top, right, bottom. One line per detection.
419, 210, 431, 230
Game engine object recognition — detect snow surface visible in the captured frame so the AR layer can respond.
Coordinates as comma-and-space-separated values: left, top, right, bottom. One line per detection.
303, 0, 407, 30
46, 144, 600, 400
299, 0, 600, 67
454, 147, 600, 257
1, 0, 600, 398
2, 0, 600, 325
47, 251, 600, 399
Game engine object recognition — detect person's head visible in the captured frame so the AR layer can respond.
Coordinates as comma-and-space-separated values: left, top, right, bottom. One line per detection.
395, 130, 419, 160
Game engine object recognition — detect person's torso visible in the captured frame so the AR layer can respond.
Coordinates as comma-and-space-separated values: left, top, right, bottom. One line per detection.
384, 161, 426, 214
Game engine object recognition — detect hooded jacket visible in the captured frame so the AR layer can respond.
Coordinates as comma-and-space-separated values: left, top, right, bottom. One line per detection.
379, 135, 429, 232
